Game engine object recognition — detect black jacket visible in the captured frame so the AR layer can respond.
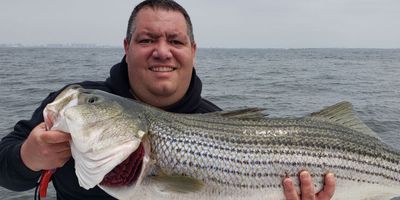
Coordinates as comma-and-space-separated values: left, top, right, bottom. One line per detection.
0, 57, 221, 199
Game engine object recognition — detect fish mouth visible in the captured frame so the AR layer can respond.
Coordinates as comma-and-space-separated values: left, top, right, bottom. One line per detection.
43, 85, 80, 131
100, 142, 145, 187
44, 109, 56, 130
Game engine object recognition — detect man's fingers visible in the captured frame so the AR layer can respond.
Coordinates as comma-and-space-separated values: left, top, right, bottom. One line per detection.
283, 177, 299, 200
58, 150, 72, 163
40, 131, 71, 144
59, 150, 72, 161
48, 142, 71, 153
282, 171, 336, 200
37, 122, 47, 130
316, 173, 336, 200
300, 171, 315, 200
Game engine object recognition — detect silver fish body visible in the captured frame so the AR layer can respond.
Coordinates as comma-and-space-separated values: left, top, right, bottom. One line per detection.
44, 85, 400, 200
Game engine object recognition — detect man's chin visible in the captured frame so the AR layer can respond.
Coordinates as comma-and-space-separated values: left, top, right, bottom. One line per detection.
150, 83, 177, 96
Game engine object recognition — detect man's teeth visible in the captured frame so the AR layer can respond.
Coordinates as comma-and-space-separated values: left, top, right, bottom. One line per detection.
150, 67, 175, 72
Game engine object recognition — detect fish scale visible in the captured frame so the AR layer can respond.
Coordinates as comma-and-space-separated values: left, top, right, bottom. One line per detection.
146, 112, 400, 191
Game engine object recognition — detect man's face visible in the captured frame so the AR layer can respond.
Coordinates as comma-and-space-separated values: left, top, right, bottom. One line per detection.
124, 7, 196, 108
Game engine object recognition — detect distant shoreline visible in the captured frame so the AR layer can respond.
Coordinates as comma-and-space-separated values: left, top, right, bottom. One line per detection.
1, 45, 399, 50
0, 44, 119, 48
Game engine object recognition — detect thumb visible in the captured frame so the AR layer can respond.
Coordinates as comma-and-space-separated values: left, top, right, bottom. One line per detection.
41, 130, 71, 144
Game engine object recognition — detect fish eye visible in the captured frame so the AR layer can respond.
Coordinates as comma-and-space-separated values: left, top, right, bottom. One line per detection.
87, 96, 98, 104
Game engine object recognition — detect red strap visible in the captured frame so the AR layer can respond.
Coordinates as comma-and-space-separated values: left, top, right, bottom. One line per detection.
39, 170, 54, 198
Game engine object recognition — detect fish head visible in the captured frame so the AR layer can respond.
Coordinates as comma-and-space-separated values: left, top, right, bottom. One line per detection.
44, 85, 150, 194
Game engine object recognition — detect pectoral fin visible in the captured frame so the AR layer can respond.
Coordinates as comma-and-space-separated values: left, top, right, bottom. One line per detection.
150, 173, 204, 194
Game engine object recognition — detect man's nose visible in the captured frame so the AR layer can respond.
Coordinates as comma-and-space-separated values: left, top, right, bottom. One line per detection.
152, 41, 172, 60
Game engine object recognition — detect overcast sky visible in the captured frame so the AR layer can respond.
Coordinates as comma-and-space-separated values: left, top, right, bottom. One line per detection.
1, 0, 399, 48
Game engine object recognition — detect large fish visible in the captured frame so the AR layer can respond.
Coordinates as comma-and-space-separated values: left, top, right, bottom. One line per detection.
43, 85, 400, 200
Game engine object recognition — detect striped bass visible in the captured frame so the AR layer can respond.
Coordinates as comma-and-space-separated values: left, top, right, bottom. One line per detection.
44, 85, 400, 200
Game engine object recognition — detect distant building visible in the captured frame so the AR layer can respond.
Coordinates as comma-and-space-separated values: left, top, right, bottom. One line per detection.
71, 43, 97, 48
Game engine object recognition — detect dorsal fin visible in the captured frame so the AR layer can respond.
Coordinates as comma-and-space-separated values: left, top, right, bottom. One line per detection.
307, 101, 380, 139
206, 107, 267, 120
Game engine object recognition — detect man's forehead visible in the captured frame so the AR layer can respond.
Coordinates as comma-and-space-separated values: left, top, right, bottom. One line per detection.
135, 7, 185, 21
135, 30, 182, 37
133, 8, 188, 35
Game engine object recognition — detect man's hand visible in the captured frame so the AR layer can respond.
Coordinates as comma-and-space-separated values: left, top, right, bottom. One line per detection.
21, 122, 72, 171
283, 171, 336, 200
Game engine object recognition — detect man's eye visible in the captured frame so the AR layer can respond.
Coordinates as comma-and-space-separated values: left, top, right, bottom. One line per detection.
170, 40, 184, 45
139, 39, 153, 44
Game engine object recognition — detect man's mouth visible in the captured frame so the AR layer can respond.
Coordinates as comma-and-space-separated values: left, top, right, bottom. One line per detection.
149, 66, 176, 72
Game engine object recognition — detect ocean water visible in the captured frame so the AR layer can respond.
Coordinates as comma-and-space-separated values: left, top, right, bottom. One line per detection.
0, 47, 399, 199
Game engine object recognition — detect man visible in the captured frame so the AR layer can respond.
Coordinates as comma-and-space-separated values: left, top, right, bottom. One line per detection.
0, 0, 335, 199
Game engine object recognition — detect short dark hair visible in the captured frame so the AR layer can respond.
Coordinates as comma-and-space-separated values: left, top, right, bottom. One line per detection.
126, 0, 194, 44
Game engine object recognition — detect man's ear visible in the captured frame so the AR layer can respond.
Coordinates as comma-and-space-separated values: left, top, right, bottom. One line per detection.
124, 38, 130, 54
191, 42, 197, 56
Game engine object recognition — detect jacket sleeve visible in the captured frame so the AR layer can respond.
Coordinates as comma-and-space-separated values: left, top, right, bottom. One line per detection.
0, 91, 58, 191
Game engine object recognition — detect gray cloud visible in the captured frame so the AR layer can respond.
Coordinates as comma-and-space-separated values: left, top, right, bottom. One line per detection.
1, 0, 399, 48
